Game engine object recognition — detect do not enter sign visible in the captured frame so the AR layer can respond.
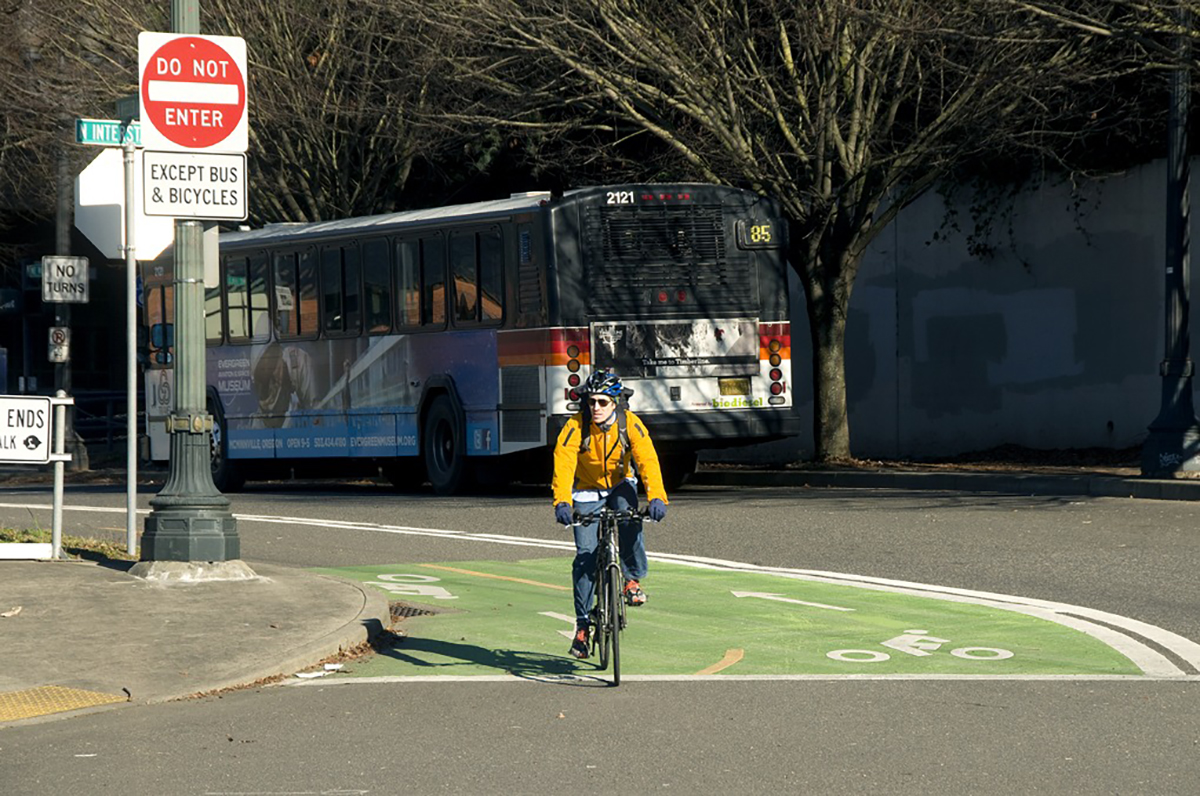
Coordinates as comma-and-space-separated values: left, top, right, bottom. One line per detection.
138, 32, 248, 153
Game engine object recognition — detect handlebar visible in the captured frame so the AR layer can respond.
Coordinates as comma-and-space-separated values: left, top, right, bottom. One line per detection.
569, 507, 655, 527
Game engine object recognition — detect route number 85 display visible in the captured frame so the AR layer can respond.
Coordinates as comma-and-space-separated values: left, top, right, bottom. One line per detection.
736, 219, 783, 249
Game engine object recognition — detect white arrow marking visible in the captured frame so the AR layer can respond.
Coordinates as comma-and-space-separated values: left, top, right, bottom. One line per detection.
540, 611, 579, 639
731, 591, 854, 612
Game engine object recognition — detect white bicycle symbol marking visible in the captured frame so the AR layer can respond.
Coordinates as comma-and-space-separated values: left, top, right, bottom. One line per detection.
827, 629, 1014, 663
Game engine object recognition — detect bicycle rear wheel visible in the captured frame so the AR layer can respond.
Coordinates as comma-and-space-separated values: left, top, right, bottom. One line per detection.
607, 564, 622, 685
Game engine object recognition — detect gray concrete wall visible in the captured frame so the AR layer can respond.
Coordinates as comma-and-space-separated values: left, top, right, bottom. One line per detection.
714, 158, 1183, 463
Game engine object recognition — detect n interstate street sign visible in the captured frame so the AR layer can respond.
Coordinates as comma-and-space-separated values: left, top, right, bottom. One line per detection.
76, 118, 142, 147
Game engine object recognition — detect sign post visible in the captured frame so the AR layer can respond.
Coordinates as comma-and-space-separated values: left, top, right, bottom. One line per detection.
135, 16, 247, 576
0, 394, 73, 560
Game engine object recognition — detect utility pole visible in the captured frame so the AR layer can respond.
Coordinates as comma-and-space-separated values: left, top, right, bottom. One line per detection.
134, 0, 249, 579
1142, 9, 1200, 477
54, 139, 85, 470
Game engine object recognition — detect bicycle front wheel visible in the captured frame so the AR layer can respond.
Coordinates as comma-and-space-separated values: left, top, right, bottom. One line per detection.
607, 564, 622, 686
596, 569, 611, 671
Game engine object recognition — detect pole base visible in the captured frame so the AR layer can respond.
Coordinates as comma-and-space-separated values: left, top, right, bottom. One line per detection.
129, 559, 257, 582
141, 502, 240, 562
1140, 425, 1200, 477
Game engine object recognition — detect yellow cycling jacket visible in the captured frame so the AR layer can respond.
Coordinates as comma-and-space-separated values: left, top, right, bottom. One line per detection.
551, 408, 669, 507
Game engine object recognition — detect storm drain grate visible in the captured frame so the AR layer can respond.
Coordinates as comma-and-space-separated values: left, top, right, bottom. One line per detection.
389, 602, 438, 621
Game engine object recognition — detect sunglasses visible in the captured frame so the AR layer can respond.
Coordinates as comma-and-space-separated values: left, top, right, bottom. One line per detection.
587, 397, 613, 408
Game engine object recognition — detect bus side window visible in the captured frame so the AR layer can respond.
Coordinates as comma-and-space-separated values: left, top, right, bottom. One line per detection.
479, 228, 503, 322
206, 274, 223, 344
321, 244, 362, 336
395, 239, 420, 328
226, 257, 250, 339
249, 254, 270, 342
421, 235, 446, 328
298, 249, 318, 338
450, 231, 478, 324
362, 238, 391, 334
516, 223, 544, 322
276, 248, 318, 340
273, 252, 299, 337
343, 244, 361, 334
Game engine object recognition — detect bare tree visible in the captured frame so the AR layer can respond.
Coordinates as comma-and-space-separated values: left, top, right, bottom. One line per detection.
0, 0, 449, 228
416, 0, 1155, 460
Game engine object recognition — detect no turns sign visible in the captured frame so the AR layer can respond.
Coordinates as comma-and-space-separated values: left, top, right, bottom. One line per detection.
138, 32, 248, 153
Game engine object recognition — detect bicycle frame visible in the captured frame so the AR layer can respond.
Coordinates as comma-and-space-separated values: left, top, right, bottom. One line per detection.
571, 506, 646, 686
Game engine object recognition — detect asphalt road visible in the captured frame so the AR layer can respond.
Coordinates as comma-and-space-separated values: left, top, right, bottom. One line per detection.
2, 480, 1198, 794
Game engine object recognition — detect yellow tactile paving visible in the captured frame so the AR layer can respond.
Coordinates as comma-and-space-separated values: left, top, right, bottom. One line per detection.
0, 685, 126, 722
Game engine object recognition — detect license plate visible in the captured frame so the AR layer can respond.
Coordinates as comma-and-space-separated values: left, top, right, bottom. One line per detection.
718, 377, 750, 396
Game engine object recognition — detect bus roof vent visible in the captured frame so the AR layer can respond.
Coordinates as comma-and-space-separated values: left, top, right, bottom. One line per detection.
511, 191, 553, 201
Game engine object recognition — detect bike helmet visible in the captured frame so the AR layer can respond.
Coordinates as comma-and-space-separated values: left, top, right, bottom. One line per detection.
581, 369, 624, 398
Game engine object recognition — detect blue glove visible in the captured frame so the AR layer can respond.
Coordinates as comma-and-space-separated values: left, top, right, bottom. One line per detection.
555, 503, 574, 526
647, 498, 667, 522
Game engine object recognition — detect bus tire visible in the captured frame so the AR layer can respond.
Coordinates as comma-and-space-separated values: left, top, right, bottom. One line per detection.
423, 395, 468, 496
661, 452, 698, 491
383, 459, 425, 492
209, 399, 245, 493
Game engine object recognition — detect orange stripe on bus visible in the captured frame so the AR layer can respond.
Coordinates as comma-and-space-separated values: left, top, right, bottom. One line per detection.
498, 353, 591, 367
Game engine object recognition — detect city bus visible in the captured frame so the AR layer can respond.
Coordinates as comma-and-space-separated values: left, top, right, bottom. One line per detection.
141, 184, 800, 494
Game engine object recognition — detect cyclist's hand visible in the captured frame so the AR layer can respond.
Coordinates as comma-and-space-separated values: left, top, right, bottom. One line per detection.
554, 502, 573, 526
647, 498, 667, 522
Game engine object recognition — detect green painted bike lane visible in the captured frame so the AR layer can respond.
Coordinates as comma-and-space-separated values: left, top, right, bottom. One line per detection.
312, 557, 1144, 679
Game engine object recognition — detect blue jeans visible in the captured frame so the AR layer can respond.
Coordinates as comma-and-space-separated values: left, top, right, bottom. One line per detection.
571, 480, 647, 626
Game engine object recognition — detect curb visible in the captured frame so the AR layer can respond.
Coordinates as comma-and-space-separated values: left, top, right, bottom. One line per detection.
689, 469, 1200, 501
224, 571, 391, 694
162, 570, 391, 703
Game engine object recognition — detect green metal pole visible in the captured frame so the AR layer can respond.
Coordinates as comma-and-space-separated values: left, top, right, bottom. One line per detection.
1141, 10, 1200, 477
139, 0, 242, 566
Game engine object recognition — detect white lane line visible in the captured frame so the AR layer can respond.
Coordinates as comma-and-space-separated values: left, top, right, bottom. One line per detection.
4, 501, 1197, 676
731, 590, 853, 612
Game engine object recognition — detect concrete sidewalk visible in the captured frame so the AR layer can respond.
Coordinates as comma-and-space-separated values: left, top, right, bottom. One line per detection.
0, 558, 388, 727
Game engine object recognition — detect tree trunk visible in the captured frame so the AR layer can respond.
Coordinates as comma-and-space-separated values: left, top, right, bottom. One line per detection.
794, 231, 858, 462
809, 296, 851, 461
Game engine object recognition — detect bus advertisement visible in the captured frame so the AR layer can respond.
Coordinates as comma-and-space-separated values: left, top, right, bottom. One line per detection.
142, 184, 800, 494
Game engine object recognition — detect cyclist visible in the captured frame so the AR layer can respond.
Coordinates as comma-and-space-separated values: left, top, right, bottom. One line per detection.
552, 369, 668, 659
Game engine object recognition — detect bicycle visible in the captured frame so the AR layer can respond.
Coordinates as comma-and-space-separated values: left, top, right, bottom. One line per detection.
571, 506, 651, 686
